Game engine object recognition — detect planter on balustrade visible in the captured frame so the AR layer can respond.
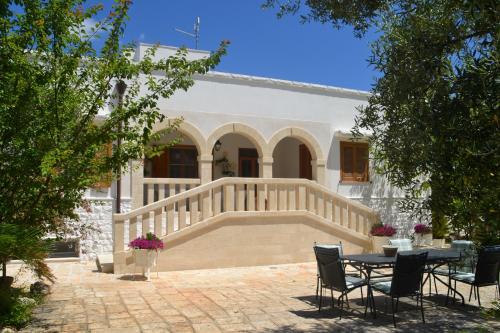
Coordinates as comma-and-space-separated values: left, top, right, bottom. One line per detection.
414, 224, 432, 247
370, 223, 397, 253
432, 238, 446, 248
371, 236, 389, 253
128, 233, 164, 281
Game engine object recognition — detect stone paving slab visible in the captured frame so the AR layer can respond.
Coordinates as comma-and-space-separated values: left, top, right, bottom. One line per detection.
9, 262, 500, 332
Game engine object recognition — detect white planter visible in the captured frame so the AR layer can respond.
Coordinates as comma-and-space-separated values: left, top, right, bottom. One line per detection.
415, 233, 433, 246
134, 249, 157, 281
432, 238, 446, 248
372, 236, 389, 253
423, 233, 433, 246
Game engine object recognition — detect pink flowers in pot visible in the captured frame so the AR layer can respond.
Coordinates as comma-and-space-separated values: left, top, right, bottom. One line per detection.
129, 232, 164, 251
414, 223, 432, 234
370, 223, 397, 237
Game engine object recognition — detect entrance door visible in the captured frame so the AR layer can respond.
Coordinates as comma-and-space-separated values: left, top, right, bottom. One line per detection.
299, 144, 312, 180
238, 148, 259, 177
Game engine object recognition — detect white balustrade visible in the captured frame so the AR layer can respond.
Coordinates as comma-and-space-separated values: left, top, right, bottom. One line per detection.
113, 178, 380, 253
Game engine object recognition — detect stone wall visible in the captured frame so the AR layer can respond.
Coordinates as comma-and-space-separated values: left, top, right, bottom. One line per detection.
353, 197, 429, 238
77, 198, 131, 260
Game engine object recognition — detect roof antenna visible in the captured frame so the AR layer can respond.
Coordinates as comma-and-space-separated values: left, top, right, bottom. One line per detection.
175, 17, 200, 49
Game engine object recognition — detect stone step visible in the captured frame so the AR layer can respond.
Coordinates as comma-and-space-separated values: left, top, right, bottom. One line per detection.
96, 254, 114, 273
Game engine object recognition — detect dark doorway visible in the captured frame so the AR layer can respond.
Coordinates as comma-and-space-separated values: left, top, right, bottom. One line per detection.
238, 148, 259, 177
299, 144, 312, 180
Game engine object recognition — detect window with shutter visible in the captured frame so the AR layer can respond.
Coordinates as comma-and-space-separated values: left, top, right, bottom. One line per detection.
340, 142, 369, 182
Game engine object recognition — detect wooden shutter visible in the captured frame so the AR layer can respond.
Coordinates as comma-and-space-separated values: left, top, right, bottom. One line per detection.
340, 142, 369, 182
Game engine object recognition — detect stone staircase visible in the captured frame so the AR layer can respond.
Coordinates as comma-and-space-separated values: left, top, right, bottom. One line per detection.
112, 178, 379, 274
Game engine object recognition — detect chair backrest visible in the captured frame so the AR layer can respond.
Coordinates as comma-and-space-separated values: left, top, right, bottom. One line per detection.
474, 245, 500, 286
451, 240, 475, 273
389, 239, 413, 251
314, 241, 343, 257
390, 252, 428, 297
313, 246, 347, 292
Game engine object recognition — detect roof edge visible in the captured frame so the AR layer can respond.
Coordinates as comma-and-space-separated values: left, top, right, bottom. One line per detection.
196, 71, 372, 99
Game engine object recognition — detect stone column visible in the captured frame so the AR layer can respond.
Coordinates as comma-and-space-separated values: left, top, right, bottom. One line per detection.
311, 159, 326, 185
131, 159, 144, 210
259, 156, 273, 178
198, 154, 213, 184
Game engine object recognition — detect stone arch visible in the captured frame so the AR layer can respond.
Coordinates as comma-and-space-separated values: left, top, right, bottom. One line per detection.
268, 127, 324, 161
207, 123, 268, 158
152, 119, 208, 156
268, 127, 325, 183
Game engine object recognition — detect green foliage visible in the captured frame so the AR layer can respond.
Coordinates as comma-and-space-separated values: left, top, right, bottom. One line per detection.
431, 214, 449, 239
0, 287, 43, 329
0, 224, 54, 281
483, 300, 500, 320
0, 0, 227, 276
266, 0, 500, 245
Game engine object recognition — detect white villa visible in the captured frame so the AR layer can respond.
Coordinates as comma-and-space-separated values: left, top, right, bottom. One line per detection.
76, 44, 415, 273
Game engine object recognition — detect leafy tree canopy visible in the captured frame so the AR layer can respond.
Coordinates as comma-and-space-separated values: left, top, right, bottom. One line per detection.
264, 0, 499, 244
0, 0, 227, 277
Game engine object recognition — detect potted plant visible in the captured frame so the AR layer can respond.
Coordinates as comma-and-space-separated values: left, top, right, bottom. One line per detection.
370, 223, 397, 253
129, 232, 164, 281
215, 152, 235, 176
414, 223, 432, 246
432, 216, 449, 248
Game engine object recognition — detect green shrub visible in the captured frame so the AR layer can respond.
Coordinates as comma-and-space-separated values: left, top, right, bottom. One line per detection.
0, 288, 42, 329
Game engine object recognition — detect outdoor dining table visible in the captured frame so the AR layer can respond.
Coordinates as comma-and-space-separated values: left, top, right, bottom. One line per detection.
342, 249, 465, 311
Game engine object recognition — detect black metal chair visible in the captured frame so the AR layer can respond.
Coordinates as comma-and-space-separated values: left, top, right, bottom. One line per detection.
314, 242, 343, 300
433, 240, 476, 299
449, 245, 500, 307
314, 242, 365, 305
367, 252, 428, 327
314, 246, 367, 318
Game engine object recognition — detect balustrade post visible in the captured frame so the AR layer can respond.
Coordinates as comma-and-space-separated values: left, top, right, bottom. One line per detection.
257, 184, 266, 211
201, 191, 211, 219
190, 195, 199, 224
154, 208, 162, 236
131, 159, 144, 209
129, 217, 137, 242
224, 184, 235, 211
298, 185, 306, 210
246, 184, 255, 211
268, 184, 277, 211
113, 216, 124, 252
236, 184, 245, 211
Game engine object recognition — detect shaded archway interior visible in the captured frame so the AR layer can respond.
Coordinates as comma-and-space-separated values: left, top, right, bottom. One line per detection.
273, 137, 312, 180
212, 133, 259, 180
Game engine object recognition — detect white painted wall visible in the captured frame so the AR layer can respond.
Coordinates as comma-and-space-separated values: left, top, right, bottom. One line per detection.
273, 137, 301, 178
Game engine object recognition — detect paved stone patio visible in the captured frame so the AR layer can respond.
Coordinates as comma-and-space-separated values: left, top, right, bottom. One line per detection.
11, 261, 500, 332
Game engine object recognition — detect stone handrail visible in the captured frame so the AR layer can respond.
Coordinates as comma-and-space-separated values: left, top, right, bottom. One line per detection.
113, 177, 379, 252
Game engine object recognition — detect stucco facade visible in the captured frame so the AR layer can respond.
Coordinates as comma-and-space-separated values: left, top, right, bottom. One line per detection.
79, 43, 416, 261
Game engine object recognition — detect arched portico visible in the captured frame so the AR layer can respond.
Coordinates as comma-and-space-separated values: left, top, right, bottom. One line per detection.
207, 123, 270, 179
152, 119, 207, 156
268, 127, 326, 184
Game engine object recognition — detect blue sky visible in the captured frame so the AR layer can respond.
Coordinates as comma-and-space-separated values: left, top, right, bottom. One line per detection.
104, 1, 378, 91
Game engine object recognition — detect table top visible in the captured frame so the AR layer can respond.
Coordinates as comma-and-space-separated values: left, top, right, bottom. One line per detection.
342, 249, 461, 266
